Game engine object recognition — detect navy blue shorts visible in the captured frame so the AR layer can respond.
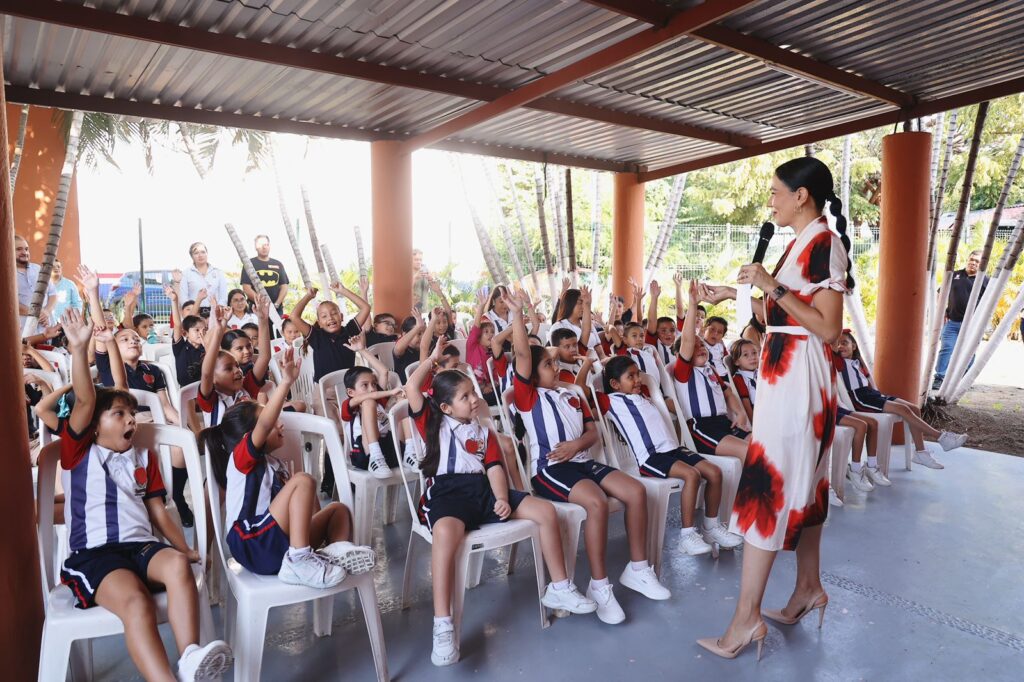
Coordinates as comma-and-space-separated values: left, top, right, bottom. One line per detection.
60, 540, 173, 609
227, 513, 291, 575
419, 474, 527, 531
851, 387, 897, 413
836, 406, 853, 421
532, 460, 616, 501
351, 435, 399, 471
689, 415, 749, 455
639, 447, 705, 478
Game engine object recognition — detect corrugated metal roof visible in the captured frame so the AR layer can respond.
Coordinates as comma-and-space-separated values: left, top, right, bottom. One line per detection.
3, 0, 1023, 174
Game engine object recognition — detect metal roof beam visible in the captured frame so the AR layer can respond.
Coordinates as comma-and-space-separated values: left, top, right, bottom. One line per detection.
584, 1, 916, 108
638, 75, 1024, 182
3, 86, 636, 173
401, 0, 760, 152
0, 0, 756, 149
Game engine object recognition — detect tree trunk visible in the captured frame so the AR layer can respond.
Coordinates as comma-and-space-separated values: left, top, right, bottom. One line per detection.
927, 113, 944, 232
652, 173, 687, 272
644, 174, 686, 281
565, 168, 577, 281
804, 143, 815, 157
590, 171, 602, 283
283, 217, 313, 290
9, 104, 29, 193
533, 167, 557, 301
951, 283, 1024, 403
931, 102, 989, 397
841, 136, 852, 211
354, 224, 368, 281
28, 110, 83, 323
177, 124, 208, 180
300, 184, 331, 294
548, 165, 568, 277
503, 164, 541, 296
484, 161, 525, 283
455, 157, 507, 284
269, 143, 314, 290
927, 110, 959, 272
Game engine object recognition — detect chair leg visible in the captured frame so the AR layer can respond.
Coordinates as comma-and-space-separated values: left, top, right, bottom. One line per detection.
197, 584, 216, 644
402, 531, 417, 610
506, 543, 519, 576
451, 544, 470, 651
70, 639, 91, 682
38, 629, 74, 682
647, 490, 670, 578
234, 601, 270, 682
353, 483, 377, 547
313, 595, 335, 637
529, 533, 550, 629
384, 485, 399, 526
224, 588, 238, 649
903, 421, 914, 470
355, 575, 391, 682
466, 551, 485, 589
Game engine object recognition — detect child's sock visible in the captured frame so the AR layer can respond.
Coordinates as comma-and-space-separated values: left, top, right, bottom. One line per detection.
368, 441, 386, 460
590, 577, 610, 590
680, 526, 697, 538
171, 466, 190, 512
701, 517, 718, 531
851, 461, 863, 472
629, 560, 648, 572
868, 456, 878, 469
434, 615, 453, 626
288, 546, 312, 560
551, 579, 570, 591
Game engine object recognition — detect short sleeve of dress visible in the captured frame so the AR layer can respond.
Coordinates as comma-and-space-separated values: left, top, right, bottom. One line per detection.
797, 229, 849, 297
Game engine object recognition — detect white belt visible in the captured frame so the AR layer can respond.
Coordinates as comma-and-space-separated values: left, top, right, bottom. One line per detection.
765, 325, 810, 335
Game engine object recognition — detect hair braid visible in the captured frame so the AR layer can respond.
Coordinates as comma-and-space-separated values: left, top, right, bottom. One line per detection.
827, 191, 856, 290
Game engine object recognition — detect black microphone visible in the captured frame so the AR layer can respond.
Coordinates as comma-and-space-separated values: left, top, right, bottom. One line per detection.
752, 221, 775, 265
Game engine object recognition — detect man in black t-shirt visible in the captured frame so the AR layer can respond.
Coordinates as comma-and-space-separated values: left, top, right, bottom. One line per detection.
934, 250, 988, 389
240, 234, 290, 314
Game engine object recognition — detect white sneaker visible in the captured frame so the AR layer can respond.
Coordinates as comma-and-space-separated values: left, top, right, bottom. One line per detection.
431, 619, 459, 666
846, 465, 874, 492
586, 582, 626, 624
938, 431, 968, 452
368, 452, 392, 479
541, 582, 598, 613
828, 487, 844, 507
278, 551, 346, 588
913, 450, 944, 469
679, 529, 713, 556
864, 466, 891, 487
701, 521, 744, 549
618, 565, 671, 600
318, 541, 376, 574
403, 443, 422, 470
177, 640, 233, 681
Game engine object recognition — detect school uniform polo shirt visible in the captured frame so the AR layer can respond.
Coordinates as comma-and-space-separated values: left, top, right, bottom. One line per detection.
307, 319, 362, 382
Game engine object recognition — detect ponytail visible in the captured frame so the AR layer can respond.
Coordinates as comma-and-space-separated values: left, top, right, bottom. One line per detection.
828, 192, 856, 291
197, 401, 260, 489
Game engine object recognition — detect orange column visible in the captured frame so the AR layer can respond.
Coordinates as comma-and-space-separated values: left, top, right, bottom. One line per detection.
0, 68, 45, 680
612, 172, 645, 299
875, 131, 931, 401
371, 141, 413, 317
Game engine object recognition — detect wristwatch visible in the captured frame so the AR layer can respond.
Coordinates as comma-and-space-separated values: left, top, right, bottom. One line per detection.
770, 284, 789, 301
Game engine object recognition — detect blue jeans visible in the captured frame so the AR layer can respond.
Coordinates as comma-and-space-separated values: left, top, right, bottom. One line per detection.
934, 319, 975, 386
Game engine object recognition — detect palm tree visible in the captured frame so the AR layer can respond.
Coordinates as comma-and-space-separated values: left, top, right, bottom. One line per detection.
353, 224, 368, 281
533, 166, 558, 302
454, 156, 507, 284
547, 165, 568, 277
483, 159, 525, 283
268, 141, 314, 289
590, 171, 602, 282
9, 103, 29, 192
645, 174, 686, 281
565, 168, 577, 280
502, 164, 541, 295
300, 184, 331, 293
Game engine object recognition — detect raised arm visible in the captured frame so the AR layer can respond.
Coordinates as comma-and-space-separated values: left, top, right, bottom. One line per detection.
579, 286, 593, 349
490, 325, 514, 359
395, 308, 425, 356
646, 280, 661, 336
251, 347, 298, 450
405, 335, 447, 414
34, 383, 74, 433
75, 264, 104, 329
507, 289, 532, 379
418, 314, 435, 362
251, 294, 273, 382
165, 283, 184, 343
199, 301, 226, 399
346, 330, 389, 388
429, 276, 454, 325
62, 309, 97, 435
673, 272, 685, 320
330, 282, 371, 328
122, 282, 141, 330
679, 280, 699, 361
288, 287, 317, 336
628, 277, 643, 323
95, 327, 128, 390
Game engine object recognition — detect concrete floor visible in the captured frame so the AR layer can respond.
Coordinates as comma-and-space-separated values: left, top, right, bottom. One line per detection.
85, 442, 1024, 681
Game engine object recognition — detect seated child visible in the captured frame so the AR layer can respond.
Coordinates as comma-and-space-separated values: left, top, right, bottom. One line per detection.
197, 301, 271, 427
166, 284, 207, 386
225, 288, 258, 330
835, 330, 967, 470
240, 322, 259, 346
50, 309, 233, 681
551, 327, 586, 384
394, 313, 425, 382
506, 288, 670, 626
701, 315, 730, 380
644, 276, 684, 367
674, 281, 751, 462
405, 337, 596, 667
729, 338, 759, 422
467, 289, 498, 405
599, 356, 742, 555
834, 404, 889, 494
364, 312, 399, 346
200, 347, 376, 586
289, 284, 370, 385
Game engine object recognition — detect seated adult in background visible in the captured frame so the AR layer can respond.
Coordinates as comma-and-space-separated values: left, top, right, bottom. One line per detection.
181, 241, 229, 318
240, 234, 290, 315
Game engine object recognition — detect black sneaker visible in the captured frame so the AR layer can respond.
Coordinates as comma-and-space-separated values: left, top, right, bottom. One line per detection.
179, 505, 195, 528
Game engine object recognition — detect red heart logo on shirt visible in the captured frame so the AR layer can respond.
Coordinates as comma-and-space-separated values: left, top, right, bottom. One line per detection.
133, 467, 147, 486
567, 397, 580, 409
143, 373, 155, 385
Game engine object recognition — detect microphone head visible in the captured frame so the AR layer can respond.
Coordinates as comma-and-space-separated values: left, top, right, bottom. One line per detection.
759, 221, 775, 240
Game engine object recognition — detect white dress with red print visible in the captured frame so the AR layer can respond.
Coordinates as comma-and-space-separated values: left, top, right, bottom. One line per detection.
728, 217, 848, 552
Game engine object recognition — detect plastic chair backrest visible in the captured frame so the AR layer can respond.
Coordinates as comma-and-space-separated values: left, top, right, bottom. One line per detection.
25, 367, 63, 389
405, 360, 421, 382
387, 400, 428, 534
36, 349, 69, 381
365, 342, 396, 372
446, 338, 467, 358
317, 368, 349, 422
149, 361, 180, 406
129, 389, 168, 424
291, 350, 316, 405
280, 412, 355, 509
178, 381, 200, 427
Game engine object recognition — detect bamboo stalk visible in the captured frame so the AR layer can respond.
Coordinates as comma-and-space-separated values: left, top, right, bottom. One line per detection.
533, 167, 557, 302
950, 283, 1024, 404
590, 171, 602, 283
300, 184, 331, 294
503, 164, 541, 297
284, 217, 313, 290
9, 103, 29, 193
652, 174, 687, 273
354, 224, 368, 281
565, 168, 577, 280
454, 157, 507, 284
548, 165, 568, 277
484, 160, 525, 283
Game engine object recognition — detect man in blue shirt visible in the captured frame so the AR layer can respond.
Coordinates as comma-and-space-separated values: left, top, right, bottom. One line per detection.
49, 259, 82, 322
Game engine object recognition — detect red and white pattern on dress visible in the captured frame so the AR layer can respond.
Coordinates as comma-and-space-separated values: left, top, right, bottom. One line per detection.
729, 217, 848, 551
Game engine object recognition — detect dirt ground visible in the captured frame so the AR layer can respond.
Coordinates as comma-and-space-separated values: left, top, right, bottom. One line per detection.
926, 384, 1024, 457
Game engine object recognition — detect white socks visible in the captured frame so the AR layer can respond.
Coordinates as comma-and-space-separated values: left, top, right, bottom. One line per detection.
701, 517, 718, 531
434, 615, 452, 626
368, 442, 385, 458
868, 456, 878, 469
590, 577, 610, 590
288, 546, 311, 560
551, 579, 570, 591
851, 461, 863, 473
629, 560, 649, 572
680, 526, 697, 537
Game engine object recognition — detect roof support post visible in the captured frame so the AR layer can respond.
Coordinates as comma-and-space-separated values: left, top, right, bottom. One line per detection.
612, 173, 646, 301
371, 141, 414, 318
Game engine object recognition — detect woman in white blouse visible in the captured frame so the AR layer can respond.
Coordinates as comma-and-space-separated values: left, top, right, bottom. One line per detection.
181, 241, 229, 315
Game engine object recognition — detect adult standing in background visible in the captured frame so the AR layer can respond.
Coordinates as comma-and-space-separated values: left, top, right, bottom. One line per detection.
412, 248, 431, 311
240, 234, 290, 315
181, 241, 229, 317
14, 235, 56, 328
933, 249, 988, 389
49, 259, 82, 322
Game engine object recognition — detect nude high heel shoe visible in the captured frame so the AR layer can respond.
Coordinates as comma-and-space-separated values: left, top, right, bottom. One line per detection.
762, 592, 828, 628
696, 621, 768, 661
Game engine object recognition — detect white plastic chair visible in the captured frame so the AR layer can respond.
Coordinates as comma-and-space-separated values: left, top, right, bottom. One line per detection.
37, 424, 215, 682
141, 342, 172, 363
208, 412, 389, 682
316, 368, 409, 545
830, 425, 855, 502
404, 360, 421, 382
36, 349, 70, 383
129, 388, 168, 424
365, 341, 396, 372
388, 399, 549, 651
148, 360, 181, 412
835, 377, 913, 474
25, 367, 64, 390
446, 337, 467, 358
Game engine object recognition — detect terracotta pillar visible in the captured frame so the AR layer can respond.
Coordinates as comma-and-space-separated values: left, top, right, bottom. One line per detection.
875, 131, 932, 401
612, 172, 645, 300
0, 65, 46, 680
370, 141, 413, 317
